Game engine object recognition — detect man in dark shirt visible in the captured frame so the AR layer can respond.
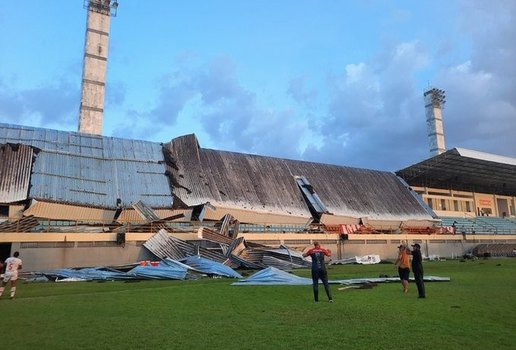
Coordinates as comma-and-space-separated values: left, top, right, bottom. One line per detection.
411, 243, 426, 298
303, 242, 333, 303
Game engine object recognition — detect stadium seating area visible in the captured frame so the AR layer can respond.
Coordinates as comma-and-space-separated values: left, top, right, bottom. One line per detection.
239, 223, 309, 233
440, 216, 516, 235
6, 214, 516, 235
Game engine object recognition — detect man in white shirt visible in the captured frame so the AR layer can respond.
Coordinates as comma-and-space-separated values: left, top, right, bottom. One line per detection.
0, 251, 23, 299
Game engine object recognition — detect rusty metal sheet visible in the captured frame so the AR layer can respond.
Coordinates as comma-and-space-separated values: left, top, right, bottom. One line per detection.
217, 214, 239, 238
202, 206, 310, 224
163, 134, 434, 224
0, 215, 39, 232
116, 208, 190, 223
0, 143, 34, 203
198, 226, 233, 245
132, 200, 161, 221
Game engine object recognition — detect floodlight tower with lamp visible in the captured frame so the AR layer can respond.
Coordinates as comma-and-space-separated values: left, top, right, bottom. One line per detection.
78, 0, 119, 135
423, 87, 447, 156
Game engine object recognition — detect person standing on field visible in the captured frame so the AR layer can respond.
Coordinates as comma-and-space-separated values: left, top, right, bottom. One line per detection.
0, 251, 23, 299
394, 245, 410, 293
303, 242, 333, 303
411, 243, 426, 298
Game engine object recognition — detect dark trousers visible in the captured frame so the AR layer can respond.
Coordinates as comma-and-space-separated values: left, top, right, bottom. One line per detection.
413, 270, 425, 297
311, 268, 332, 301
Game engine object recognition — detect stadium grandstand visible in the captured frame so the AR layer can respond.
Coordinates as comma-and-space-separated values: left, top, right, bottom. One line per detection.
396, 148, 516, 234
1, 122, 515, 271
0, 2, 514, 272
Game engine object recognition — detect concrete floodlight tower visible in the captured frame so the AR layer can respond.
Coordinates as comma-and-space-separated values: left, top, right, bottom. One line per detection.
78, 0, 119, 135
424, 87, 446, 157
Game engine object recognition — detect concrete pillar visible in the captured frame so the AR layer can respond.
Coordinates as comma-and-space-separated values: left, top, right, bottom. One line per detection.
78, 0, 116, 135
424, 88, 446, 156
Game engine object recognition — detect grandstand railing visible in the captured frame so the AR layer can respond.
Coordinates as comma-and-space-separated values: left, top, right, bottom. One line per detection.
1, 216, 515, 235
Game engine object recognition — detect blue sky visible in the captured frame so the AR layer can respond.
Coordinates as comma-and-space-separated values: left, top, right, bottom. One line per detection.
1, 0, 515, 171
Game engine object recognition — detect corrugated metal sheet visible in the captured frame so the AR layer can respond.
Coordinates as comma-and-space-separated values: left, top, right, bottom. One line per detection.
295, 176, 329, 214
132, 200, 161, 221
0, 143, 34, 203
23, 200, 116, 222
198, 227, 234, 245
117, 208, 190, 222
143, 229, 186, 260
164, 134, 311, 217
0, 123, 173, 209
202, 205, 311, 224
284, 159, 432, 220
143, 229, 232, 264
164, 134, 433, 222
0, 215, 39, 232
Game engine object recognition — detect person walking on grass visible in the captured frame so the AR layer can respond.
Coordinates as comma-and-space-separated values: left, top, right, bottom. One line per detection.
394, 245, 410, 293
411, 243, 426, 298
303, 242, 333, 303
0, 251, 23, 300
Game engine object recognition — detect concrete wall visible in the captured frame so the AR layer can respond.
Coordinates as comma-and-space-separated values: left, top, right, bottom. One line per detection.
239, 233, 516, 261
13, 241, 154, 271
3, 232, 195, 271
6, 232, 516, 272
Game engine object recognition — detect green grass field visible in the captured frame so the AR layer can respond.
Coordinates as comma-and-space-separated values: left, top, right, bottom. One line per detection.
1, 258, 515, 350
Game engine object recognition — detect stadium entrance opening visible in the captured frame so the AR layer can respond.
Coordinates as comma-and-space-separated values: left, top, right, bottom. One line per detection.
0, 243, 12, 263
496, 198, 510, 217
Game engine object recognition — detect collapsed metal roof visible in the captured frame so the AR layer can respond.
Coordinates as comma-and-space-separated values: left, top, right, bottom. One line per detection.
2, 123, 471, 223
164, 134, 434, 221
0, 123, 173, 209
396, 148, 516, 196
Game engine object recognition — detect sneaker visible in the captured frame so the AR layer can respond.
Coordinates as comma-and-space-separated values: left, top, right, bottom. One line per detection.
329, 299, 333, 303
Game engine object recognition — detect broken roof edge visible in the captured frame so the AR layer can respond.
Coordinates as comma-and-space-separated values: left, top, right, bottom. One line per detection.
203, 146, 396, 174
0, 122, 163, 146
25, 197, 174, 212
202, 203, 312, 225
397, 147, 516, 172
167, 133, 200, 147
454, 147, 516, 166
0, 123, 166, 162
171, 131, 394, 175
207, 201, 310, 216
320, 212, 435, 225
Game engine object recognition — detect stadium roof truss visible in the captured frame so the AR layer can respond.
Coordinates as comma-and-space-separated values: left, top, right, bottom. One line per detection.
396, 148, 516, 196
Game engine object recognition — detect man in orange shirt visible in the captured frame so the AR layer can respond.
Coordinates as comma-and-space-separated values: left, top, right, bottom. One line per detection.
394, 245, 410, 293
